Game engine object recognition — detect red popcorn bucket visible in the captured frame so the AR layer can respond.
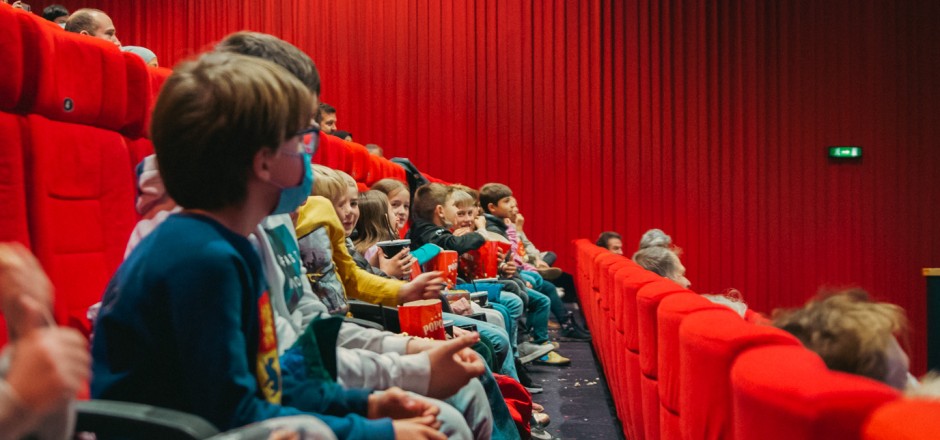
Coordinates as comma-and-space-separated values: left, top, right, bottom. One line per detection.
398, 299, 446, 340
409, 259, 422, 280
425, 250, 459, 288
474, 240, 512, 278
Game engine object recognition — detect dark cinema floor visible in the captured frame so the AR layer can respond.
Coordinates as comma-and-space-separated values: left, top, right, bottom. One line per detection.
526, 304, 625, 440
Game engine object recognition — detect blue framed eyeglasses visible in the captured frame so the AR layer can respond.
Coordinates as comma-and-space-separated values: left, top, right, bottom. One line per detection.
295, 126, 320, 155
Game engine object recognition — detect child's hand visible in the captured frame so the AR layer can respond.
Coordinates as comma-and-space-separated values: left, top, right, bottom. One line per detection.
500, 261, 517, 277
515, 213, 525, 231
473, 216, 486, 231
426, 332, 485, 398
398, 271, 445, 303
0, 243, 54, 335
368, 387, 440, 420
392, 418, 446, 440
379, 249, 413, 279
6, 327, 90, 414
452, 227, 472, 237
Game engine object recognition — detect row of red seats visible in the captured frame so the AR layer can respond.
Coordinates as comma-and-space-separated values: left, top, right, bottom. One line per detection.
572, 238, 940, 440
0, 3, 433, 346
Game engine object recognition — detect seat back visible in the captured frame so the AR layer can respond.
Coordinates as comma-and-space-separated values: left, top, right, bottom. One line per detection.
862, 399, 940, 440
656, 292, 727, 440
679, 309, 800, 440
732, 345, 899, 440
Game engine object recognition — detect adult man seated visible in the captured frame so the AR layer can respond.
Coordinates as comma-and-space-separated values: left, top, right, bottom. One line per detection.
65, 8, 120, 47
595, 231, 623, 255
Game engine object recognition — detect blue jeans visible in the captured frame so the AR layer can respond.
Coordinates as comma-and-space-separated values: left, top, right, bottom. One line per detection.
521, 270, 566, 322
523, 288, 551, 344
456, 283, 524, 357
445, 312, 518, 381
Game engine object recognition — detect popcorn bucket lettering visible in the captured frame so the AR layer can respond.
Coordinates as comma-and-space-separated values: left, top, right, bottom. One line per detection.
398, 299, 446, 340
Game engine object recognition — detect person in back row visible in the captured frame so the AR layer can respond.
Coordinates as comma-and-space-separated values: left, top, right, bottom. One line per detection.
595, 231, 623, 255
772, 289, 915, 391
64, 8, 120, 47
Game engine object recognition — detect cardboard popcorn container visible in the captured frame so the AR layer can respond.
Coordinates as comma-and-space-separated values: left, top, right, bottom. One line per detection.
398, 299, 446, 340
425, 250, 459, 288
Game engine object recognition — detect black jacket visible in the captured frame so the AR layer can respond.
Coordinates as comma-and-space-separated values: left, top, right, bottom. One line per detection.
483, 213, 509, 239
408, 220, 486, 255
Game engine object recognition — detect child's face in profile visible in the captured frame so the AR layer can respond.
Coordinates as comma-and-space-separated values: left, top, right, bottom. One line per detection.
334, 186, 360, 236
488, 196, 514, 219
443, 200, 474, 229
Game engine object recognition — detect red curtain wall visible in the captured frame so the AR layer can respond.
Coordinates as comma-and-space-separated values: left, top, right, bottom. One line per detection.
55, 0, 940, 371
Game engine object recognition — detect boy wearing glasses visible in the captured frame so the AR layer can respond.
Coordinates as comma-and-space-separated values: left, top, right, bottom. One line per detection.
90, 52, 450, 439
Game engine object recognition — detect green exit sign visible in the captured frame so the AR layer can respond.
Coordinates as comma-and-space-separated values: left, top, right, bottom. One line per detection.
829, 146, 862, 158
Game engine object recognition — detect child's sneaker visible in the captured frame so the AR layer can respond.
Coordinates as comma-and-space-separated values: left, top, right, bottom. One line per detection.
559, 312, 592, 341
516, 360, 544, 394
533, 351, 571, 366
519, 341, 555, 364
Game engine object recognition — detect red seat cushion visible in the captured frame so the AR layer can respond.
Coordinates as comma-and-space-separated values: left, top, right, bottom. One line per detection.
0, 5, 27, 111
25, 115, 137, 334
679, 309, 800, 440
732, 345, 899, 440
863, 399, 940, 440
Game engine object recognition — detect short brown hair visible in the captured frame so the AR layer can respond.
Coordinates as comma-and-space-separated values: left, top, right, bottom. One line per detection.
479, 183, 512, 214
152, 52, 313, 210
412, 183, 449, 222
216, 32, 321, 96
596, 231, 622, 248
772, 289, 908, 384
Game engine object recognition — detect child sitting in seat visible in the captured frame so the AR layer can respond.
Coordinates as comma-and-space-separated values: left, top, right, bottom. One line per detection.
480, 183, 591, 346
371, 179, 411, 236
91, 51, 442, 439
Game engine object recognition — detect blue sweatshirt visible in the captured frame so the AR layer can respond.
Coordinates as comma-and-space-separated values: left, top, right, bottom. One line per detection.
91, 213, 394, 439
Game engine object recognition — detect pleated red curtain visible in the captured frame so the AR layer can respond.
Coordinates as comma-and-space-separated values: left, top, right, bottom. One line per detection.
53, 0, 940, 372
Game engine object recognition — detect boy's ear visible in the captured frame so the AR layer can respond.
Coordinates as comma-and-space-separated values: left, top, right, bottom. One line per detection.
252, 147, 275, 181
486, 202, 497, 213
435, 204, 446, 219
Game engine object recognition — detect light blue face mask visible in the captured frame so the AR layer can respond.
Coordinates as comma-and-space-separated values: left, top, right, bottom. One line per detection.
271, 152, 313, 215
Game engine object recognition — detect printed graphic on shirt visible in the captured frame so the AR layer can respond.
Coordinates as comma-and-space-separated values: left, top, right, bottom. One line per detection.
263, 224, 305, 311
296, 227, 348, 316
256, 291, 282, 404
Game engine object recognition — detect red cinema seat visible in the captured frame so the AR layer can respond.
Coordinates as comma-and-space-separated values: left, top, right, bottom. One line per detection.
732, 345, 900, 440
18, 12, 129, 131
0, 114, 31, 348
0, 114, 30, 245
656, 293, 728, 440
24, 115, 137, 334
346, 141, 372, 183
679, 308, 800, 440
863, 399, 940, 440
0, 5, 30, 112
619, 269, 665, 440
122, 52, 153, 139
636, 279, 691, 440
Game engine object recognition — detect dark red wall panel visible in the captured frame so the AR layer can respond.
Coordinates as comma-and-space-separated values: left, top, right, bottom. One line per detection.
54, 0, 940, 372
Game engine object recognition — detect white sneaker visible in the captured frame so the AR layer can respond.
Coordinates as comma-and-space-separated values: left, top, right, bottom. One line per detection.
518, 341, 555, 364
